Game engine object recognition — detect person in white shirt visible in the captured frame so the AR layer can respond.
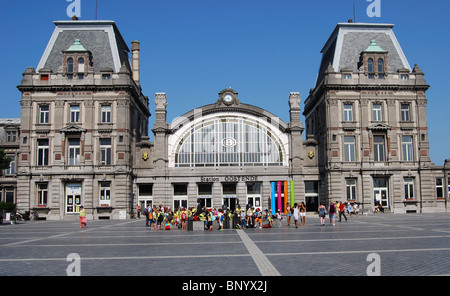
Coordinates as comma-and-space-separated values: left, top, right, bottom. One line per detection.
292, 203, 300, 228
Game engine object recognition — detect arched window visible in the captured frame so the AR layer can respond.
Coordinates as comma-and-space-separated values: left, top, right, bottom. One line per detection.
367, 58, 374, 73
377, 58, 384, 73
78, 58, 85, 72
174, 117, 285, 167
67, 58, 74, 73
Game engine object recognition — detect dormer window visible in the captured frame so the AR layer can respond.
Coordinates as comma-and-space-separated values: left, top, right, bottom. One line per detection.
361, 40, 388, 80
62, 39, 92, 80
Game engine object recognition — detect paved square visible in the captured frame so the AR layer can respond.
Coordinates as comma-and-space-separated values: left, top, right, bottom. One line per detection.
1, 213, 449, 276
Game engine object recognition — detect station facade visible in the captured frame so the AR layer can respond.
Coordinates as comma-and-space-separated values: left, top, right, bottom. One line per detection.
5, 19, 449, 220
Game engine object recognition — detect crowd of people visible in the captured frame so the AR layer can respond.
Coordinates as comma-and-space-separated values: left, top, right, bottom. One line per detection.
140, 201, 359, 231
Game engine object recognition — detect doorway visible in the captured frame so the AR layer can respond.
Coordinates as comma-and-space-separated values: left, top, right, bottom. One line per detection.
66, 183, 82, 214
373, 178, 389, 208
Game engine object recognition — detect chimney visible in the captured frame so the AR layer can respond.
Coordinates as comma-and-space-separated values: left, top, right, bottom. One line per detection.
131, 41, 140, 86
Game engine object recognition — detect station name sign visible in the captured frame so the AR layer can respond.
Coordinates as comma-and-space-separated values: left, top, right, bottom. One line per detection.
200, 176, 259, 182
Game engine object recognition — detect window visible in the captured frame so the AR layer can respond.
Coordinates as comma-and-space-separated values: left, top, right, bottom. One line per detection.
401, 74, 409, 80
343, 74, 351, 79
67, 58, 74, 73
372, 104, 382, 121
6, 131, 17, 142
68, 138, 81, 165
344, 136, 356, 162
173, 184, 188, 209
436, 178, 444, 199
37, 139, 49, 166
343, 104, 353, 121
346, 179, 357, 201
101, 105, 111, 123
37, 183, 48, 206
102, 74, 111, 80
175, 117, 284, 167
100, 138, 112, 165
78, 58, 85, 72
402, 136, 414, 161
401, 104, 410, 121
70, 105, 80, 123
404, 178, 414, 199
377, 58, 384, 73
198, 183, 213, 208
99, 182, 111, 206
5, 187, 14, 203
373, 135, 385, 162
39, 105, 49, 124
367, 58, 374, 73
5, 155, 15, 175
67, 58, 74, 80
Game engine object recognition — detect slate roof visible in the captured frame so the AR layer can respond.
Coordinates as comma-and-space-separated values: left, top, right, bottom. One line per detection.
37, 20, 131, 73
316, 23, 411, 86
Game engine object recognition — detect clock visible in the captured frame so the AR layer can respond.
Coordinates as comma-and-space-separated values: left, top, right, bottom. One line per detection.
223, 94, 233, 104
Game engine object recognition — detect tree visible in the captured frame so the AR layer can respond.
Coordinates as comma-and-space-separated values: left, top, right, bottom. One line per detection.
0, 149, 12, 176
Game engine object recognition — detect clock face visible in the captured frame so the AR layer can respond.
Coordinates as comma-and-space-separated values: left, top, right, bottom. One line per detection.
223, 94, 233, 103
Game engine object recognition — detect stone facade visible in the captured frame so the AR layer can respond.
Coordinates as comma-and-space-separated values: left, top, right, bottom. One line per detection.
3, 20, 448, 220
304, 22, 448, 213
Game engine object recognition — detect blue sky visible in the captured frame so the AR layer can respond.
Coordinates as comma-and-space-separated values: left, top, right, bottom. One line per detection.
0, 0, 449, 164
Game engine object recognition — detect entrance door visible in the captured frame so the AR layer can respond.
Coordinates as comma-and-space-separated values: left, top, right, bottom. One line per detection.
247, 196, 261, 209
66, 183, 82, 214
373, 178, 389, 208
223, 197, 237, 212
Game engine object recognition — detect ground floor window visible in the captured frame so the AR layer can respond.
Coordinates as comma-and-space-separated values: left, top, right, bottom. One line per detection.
37, 183, 48, 206
99, 182, 111, 206
173, 183, 188, 209
436, 178, 443, 199
139, 184, 153, 210
404, 178, 414, 200
346, 179, 357, 201
198, 183, 213, 208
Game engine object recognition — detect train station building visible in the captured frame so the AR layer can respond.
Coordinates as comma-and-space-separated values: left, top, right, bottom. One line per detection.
4, 19, 449, 220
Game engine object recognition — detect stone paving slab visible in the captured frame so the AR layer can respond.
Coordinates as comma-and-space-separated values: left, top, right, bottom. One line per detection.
1, 213, 450, 278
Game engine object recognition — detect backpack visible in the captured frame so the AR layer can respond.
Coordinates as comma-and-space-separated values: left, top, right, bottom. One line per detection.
143, 207, 149, 215
181, 212, 187, 220
329, 204, 336, 214
148, 211, 153, 220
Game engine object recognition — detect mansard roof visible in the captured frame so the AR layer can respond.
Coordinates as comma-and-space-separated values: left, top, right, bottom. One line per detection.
316, 23, 411, 86
37, 20, 131, 73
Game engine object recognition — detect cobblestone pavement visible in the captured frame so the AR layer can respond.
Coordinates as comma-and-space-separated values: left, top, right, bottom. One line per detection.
1, 213, 449, 277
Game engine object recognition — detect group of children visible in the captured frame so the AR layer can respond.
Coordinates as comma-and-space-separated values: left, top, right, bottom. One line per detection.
143, 205, 190, 230
142, 204, 283, 231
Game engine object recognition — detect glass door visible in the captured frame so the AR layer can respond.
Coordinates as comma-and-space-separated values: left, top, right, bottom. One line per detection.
373, 178, 389, 208
66, 183, 82, 214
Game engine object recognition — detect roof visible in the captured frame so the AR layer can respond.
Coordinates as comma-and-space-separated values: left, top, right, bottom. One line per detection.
66, 39, 88, 52
37, 20, 131, 73
315, 22, 411, 86
364, 40, 387, 53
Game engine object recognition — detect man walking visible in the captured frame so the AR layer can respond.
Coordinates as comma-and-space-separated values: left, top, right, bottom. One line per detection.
339, 201, 347, 222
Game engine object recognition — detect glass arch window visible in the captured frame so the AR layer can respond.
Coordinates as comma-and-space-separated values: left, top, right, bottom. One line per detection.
174, 118, 284, 167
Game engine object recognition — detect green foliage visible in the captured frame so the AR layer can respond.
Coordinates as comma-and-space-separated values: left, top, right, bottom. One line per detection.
0, 149, 12, 176
0, 201, 16, 212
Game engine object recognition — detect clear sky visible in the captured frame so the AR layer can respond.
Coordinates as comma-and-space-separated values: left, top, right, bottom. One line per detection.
0, 0, 448, 165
